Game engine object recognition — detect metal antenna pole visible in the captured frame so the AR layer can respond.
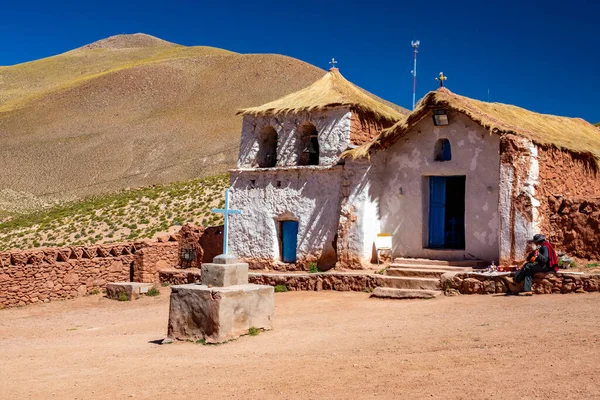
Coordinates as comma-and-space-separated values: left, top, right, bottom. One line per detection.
411, 40, 420, 110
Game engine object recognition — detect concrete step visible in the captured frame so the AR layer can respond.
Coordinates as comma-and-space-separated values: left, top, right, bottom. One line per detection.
370, 287, 442, 300
393, 257, 487, 268
390, 263, 472, 273
385, 267, 452, 279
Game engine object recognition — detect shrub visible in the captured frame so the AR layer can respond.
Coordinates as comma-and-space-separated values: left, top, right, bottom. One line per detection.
308, 263, 318, 273
118, 293, 129, 301
248, 326, 260, 336
145, 287, 160, 297
274, 284, 288, 293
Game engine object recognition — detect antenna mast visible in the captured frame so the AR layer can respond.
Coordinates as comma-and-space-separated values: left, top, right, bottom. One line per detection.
411, 40, 420, 110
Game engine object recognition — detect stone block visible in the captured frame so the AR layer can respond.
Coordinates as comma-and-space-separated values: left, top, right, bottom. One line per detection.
106, 282, 155, 301
213, 254, 239, 264
201, 262, 248, 287
167, 283, 274, 343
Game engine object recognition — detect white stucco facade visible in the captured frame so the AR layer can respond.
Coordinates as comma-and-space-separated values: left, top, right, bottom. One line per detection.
374, 112, 501, 262
228, 106, 518, 269
238, 108, 352, 168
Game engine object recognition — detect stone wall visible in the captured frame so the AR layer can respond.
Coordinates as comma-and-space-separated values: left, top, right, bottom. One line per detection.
441, 272, 600, 295
535, 146, 600, 259
546, 196, 600, 260
0, 239, 181, 308
174, 223, 224, 269
132, 241, 179, 284
0, 243, 137, 307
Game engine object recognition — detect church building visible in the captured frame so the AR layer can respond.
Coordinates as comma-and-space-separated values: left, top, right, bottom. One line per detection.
228, 68, 600, 271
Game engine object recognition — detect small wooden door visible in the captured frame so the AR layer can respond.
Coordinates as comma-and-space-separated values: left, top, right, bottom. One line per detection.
428, 177, 447, 248
281, 221, 299, 263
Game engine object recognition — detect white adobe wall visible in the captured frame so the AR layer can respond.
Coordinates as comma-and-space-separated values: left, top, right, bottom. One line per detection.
228, 167, 343, 270
376, 111, 501, 262
337, 159, 383, 268
237, 108, 352, 168
498, 137, 541, 264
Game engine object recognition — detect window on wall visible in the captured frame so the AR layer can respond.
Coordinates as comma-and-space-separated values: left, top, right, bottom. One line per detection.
258, 126, 277, 168
434, 138, 452, 161
298, 122, 319, 166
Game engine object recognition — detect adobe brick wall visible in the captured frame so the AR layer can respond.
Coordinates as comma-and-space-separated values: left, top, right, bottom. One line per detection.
535, 146, 600, 259
349, 112, 392, 146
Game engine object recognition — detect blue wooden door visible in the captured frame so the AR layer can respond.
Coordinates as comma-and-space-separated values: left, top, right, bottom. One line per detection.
428, 177, 446, 248
282, 221, 299, 263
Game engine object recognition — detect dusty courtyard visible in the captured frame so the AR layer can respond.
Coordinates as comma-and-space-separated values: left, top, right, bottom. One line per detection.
1, 290, 599, 399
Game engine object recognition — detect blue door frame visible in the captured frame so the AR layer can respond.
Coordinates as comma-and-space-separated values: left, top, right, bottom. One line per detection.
281, 221, 299, 263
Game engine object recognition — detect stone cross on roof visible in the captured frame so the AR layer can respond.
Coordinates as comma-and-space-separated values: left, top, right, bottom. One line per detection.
329, 58, 338, 70
436, 72, 447, 87
211, 188, 242, 260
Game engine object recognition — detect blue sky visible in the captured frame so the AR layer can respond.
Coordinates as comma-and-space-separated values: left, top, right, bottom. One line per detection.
1, 0, 598, 122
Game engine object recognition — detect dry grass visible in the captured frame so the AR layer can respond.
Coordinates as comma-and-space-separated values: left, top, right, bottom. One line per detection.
0, 33, 327, 212
238, 68, 408, 123
346, 87, 600, 160
0, 175, 228, 251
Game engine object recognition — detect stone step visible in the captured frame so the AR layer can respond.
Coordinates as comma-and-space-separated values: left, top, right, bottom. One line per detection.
393, 257, 487, 268
370, 287, 442, 300
380, 276, 441, 290
385, 267, 451, 279
390, 263, 473, 272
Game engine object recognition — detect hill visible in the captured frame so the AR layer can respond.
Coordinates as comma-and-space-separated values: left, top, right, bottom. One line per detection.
0, 34, 403, 215
0, 175, 229, 251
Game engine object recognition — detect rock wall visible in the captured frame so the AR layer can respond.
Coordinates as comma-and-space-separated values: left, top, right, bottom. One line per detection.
535, 146, 600, 259
0, 239, 181, 308
545, 196, 600, 260
441, 272, 600, 295
132, 241, 179, 284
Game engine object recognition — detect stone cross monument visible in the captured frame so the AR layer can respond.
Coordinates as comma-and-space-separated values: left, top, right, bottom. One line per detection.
211, 187, 241, 264
166, 188, 274, 344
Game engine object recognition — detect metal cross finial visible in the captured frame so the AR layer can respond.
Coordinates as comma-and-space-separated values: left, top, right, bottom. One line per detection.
211, 188, 242, 256
329, 58, 338, 69
436, 72, 448, 87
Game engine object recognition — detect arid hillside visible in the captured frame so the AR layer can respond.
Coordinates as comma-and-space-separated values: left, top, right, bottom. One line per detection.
0, 33, 349, 213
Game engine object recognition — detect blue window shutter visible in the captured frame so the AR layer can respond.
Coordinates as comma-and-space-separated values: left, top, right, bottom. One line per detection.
428, 177, 446, 248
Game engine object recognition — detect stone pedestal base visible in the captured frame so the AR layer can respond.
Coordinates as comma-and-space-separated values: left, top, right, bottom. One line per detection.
106, 282, 155, 300
201, 262, 248, 287
167, 283, 274, 343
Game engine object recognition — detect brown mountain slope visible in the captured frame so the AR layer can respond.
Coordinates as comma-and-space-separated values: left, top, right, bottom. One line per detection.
0, 33, 406, 213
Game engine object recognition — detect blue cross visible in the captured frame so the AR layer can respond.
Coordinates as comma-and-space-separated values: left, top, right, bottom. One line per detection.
211, 188, 242, 256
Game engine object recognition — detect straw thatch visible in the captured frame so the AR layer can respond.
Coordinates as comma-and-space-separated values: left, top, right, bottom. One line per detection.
345, 88, 600, 160
238, 68, 407, 123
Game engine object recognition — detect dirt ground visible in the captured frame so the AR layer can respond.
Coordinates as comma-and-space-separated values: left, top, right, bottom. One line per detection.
1, 291, 600, 399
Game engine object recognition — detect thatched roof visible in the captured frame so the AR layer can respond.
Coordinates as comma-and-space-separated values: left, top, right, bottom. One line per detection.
345, 87, 600, 160
238, 68, 407, 123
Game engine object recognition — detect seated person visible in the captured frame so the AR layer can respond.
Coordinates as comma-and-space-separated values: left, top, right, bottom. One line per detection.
505, 234, 558, 296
